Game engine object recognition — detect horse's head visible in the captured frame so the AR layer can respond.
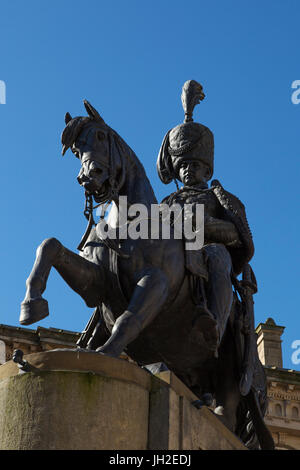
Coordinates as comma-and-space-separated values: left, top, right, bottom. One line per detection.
61, 100, 124, 204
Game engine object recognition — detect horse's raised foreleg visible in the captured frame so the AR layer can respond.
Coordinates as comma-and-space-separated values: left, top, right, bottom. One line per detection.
96, 268, 169, 357
20, 237, 105, 325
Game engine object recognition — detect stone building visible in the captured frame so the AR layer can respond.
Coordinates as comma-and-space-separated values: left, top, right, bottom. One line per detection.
1, 317, 299, 449
256, 318, 300, 450
0, 324, 81, 362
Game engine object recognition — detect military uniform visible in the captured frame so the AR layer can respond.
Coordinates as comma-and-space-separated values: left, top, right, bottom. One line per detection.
157, 80, 254, 353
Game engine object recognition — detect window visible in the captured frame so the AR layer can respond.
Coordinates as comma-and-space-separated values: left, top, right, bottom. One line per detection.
275, 403, 282, 417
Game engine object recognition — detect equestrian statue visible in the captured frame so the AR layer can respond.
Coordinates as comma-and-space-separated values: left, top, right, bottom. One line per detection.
19, 80, 274, 450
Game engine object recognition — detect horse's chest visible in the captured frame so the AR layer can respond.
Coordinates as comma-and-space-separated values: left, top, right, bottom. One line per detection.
80, 228, 109, 267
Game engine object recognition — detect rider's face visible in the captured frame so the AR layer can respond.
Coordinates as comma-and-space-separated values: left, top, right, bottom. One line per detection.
178, 160, 210, 186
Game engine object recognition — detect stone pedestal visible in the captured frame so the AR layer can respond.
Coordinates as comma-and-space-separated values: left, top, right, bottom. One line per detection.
0, 350, 246, 450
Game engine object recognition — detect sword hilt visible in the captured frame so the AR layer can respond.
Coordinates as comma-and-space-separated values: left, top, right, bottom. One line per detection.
241, 263, 257, 295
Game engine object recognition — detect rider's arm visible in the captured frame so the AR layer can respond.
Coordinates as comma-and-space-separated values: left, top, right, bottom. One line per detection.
204, 216, 242, 247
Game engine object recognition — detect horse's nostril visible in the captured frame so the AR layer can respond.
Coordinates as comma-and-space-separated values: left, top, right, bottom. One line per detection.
77, 173, 89, 184
80, 179, 97, 192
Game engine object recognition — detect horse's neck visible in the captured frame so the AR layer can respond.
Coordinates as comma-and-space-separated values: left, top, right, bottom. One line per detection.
120, 158, 157, 208
109, 145, 157, 227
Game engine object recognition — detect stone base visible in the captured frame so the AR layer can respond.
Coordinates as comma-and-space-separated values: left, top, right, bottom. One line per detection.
0, 350, 246, 450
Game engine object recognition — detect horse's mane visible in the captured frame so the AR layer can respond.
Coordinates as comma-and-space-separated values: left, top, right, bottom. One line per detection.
61, 116, 142, 170
110, 128, 157, 205
61, 116, 93, 156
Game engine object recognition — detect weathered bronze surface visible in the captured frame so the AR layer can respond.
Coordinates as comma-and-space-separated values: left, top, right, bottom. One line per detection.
19, 81, 274, 449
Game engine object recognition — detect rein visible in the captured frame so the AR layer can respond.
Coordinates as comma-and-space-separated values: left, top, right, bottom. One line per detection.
76, 130, 132, 258
77, 192, 104, 251
77, 191, 130, 259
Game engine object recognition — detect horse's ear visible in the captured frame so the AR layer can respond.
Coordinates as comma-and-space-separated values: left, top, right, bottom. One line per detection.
65, 112, 72, 125
83, 100, 105, 124
62, 144, 68, 156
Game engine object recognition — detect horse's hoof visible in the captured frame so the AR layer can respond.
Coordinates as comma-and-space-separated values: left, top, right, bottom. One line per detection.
96, 346, 119, 358
19, 298, 49, 325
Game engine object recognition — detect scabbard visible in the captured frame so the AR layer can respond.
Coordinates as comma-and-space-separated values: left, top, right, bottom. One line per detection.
76, 307, 100, 349
238, 263, 257, 396
239, 294, 256, 396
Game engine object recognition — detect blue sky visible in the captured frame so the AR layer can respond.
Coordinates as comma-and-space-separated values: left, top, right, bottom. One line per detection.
0, 0, 299, 369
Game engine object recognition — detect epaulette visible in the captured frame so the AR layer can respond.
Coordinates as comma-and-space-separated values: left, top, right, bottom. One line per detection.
211, 179, 254, 274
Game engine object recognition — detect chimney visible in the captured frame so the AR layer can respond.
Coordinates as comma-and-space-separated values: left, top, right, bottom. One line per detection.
255, 318, 285, 368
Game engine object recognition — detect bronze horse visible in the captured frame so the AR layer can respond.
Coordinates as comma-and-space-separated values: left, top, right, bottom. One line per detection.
20, 100, 274, 449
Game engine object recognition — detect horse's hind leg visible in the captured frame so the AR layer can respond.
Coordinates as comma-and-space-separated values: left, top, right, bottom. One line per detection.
97, 267, 169, 357
20, 237, 104, 325
213, 329, 241, 433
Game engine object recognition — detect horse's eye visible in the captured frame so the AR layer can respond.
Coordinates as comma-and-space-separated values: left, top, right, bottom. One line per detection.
92, 168, 102, 176
97, 131, 105, 140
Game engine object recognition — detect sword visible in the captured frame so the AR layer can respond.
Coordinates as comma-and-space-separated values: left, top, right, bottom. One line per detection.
239, 263, 258, 396
76, 307, 100, 349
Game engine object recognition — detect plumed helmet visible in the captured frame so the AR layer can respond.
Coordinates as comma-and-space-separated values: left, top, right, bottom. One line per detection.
157, 80, 214, 184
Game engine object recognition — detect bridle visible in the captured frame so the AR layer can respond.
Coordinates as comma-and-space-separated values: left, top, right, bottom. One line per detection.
77, 190, 114, 252
77, 187, 129, 259
77, 129, 128, 257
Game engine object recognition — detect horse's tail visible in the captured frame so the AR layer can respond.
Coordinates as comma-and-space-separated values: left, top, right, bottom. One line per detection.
244, 388, 275, 450
236, 362, 275, 450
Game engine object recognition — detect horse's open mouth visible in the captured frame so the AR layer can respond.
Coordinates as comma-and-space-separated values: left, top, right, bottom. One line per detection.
92, 181, 111, 204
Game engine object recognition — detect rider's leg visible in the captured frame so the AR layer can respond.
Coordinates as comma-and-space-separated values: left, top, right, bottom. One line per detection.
204, 243, 233, 341
97, 268, 169, 357
192, 243, 233, 356
20, 237, 105, 325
